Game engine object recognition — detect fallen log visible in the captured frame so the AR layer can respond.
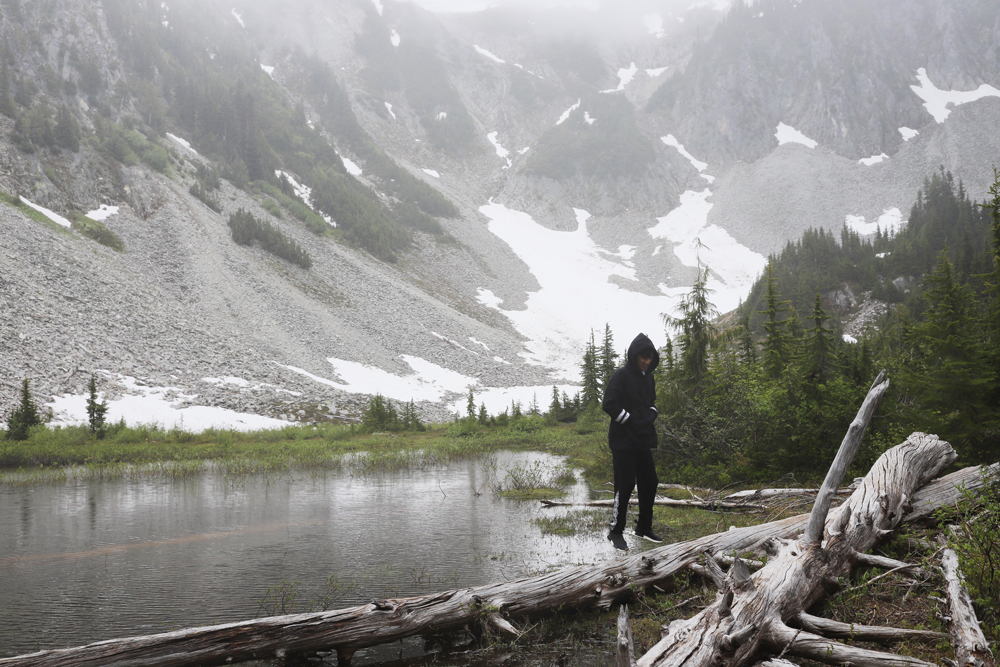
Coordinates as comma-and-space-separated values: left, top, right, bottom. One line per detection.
635, 372, 960, 667
618, 605, 637, 667
540, 497, 768, 511
941, 548, 996, 667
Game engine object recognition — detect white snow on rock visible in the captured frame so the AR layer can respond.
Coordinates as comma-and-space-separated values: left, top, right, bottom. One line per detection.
275, 170, 335, 227
477, 204, 688, 377
390, 29, 400, 47
86, 204, 119, 221
231, 8, 244, 27
283, 356, 476, 403
843, 334, 858, 344
422, 168, 440, 178
371, 0, 383, 15
859, 153, 888, 166
48, 375, 292, 433
584, 111, 596, 125
662, 134, 708, 172
775, 122, 818, 148
518, 147, 530, 155
21, 197, 71, 228
646, 67, 668, 77
487, 132, 512, 168
910, 67, 1000, 123
167, 132, 198, 154
556, 99, 581, 125
644, 13, 665, 37
845, 207, 904, 236
436, 111, 447, 120
474, 45, 505, 63
899, 127, 919, 140
341, 155, 362, 176
648, 189, 766, 313
260, 64, 275, 80
601, 62, 638, 93
385, 102, 396, 119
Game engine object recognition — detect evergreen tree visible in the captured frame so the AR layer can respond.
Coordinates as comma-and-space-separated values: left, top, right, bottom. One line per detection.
760, 263, 791, 379
6, 378, 42, 441
580, 330, 601, 405
477, 403, 488, 426
738, 315, 757, 366
86, 374, 109, 438
466, 387, 476, 420
800, 291, 836, 382
905, 249, 995, 455
549, 386, 562, 421
598, 324, 618, 392
663, 267, 717, 388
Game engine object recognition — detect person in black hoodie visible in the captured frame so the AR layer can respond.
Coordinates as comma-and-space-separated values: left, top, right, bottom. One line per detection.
602, 332, 662, 551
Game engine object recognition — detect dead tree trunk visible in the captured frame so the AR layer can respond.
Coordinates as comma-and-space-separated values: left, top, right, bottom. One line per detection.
635, 399, 961, 667
941, 548, 996, 667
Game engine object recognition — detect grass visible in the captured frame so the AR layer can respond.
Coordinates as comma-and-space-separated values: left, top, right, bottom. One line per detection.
0, 421, 608, 487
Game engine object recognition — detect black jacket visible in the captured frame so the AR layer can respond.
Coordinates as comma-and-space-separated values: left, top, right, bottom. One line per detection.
602, 333, 659, 451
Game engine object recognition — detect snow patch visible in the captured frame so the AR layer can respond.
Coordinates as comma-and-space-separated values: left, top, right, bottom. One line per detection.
556, 99, 581, 125
843, 334, 858, 344
371, 0, 383, 15
47, 375, 292, 433
646, 67, 668, 77
284, 356, 476, 403
584, 111, 596, 125
385, 102, 396, 119
910, 67, 1000, 123
86, 205, 119, 222
601, 62, 638, 93
899, 127, 919, 141
21, 197, 71, 228
260, 64, 275, 80
422, 168, 441, 178
275, 170, 335, 227
844, 207, 904, 236
390, 29, 400, 47
487, 132, 512, 168
662, 134, 708, 172
478, 204, 689, 377
474, 45, 505, 63
775, 122, 818, 148
167, 132, 198, 154
859, 153, 888, 166
341, 155, 362, 176
231, 8, 244, 27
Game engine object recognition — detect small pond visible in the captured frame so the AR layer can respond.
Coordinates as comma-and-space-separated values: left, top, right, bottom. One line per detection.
0, 452, 622, 664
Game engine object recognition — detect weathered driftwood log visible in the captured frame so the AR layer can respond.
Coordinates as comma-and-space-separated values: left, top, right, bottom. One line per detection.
941, 548, 997, 667
618, 604, 638, 667
540, 497, 768, 511
795, 611, 948, 642
636, 428, 958, 667
724, 488, 851, 500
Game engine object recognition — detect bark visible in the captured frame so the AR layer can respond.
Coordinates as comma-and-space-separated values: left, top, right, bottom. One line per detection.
0, 460, 987, 666
941, 549, 996, 667
795, 612, 948, 642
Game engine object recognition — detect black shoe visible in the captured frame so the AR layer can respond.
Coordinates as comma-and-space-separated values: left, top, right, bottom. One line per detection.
634, 528, 664, 543
607, 531, 628, 551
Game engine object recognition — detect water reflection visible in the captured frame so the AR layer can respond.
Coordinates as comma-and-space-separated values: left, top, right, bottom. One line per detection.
0, 452, 614, 661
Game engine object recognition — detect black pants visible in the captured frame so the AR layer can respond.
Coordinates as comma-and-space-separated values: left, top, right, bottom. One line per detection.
609, 447, 659, 534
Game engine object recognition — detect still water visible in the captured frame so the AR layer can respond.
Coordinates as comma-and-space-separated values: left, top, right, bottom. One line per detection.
0, 452, 615, 662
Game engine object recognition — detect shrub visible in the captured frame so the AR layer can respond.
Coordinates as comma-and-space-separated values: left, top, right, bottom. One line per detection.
70, 214, 124, 251
227, 208, 312, 269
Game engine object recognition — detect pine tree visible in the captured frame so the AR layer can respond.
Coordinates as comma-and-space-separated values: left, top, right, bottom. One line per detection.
466, 388, 476, 420
477, 403, 488, 426
906, 249, 995, 451
801, 291, 836, 382
760, 263, 792, 379
549, 386, 561, 421
6, 378, 42, 441
580, 330, 601, 405
598, 324, 618, 393
86, 374, 109, 438
663, 267, 717, 388
55, 106, 81, 152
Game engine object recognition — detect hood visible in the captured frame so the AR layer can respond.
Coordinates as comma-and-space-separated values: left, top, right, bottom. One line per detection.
627, 332, 659, 372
